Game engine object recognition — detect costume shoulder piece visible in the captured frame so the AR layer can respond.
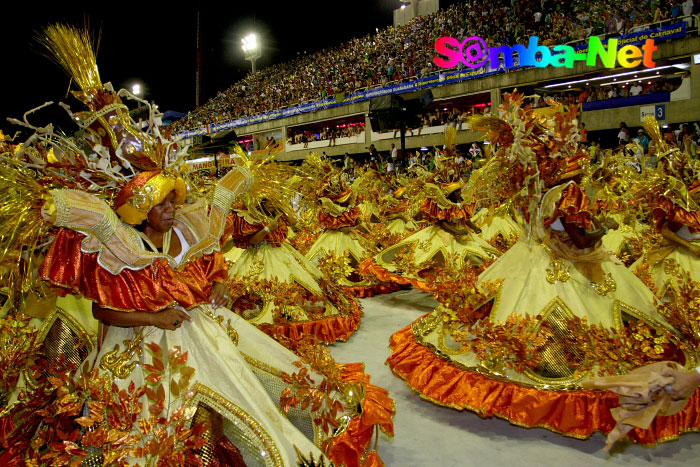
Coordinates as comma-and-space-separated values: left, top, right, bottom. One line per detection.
41, 167, 253, 274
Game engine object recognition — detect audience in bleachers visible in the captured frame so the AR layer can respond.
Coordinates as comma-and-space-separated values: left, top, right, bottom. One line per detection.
173, 0, 688, 133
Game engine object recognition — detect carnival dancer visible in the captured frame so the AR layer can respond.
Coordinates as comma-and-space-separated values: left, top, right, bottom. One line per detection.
224, 157, 363, 345
632, 116, 700, 299
590, 150, 649, 265
304, 154, 401, 297
0, 25, 394, 467
387, 95, 698, 445
361, 128, 499, 293
369, 179, 421, 250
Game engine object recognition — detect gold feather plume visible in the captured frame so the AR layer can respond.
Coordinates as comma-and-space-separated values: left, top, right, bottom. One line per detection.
0, 159, 53, 295
231, 146, 298, 219
36, 24, 102, 104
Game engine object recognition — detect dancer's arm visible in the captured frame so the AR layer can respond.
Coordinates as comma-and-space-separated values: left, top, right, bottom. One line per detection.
249, 219, 278, 246
661, 221, 700, 256
562, 217, 618, 249
92, 303, 190, 330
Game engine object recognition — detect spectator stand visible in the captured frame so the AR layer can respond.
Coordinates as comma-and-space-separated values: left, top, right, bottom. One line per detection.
286, 115, 366, 152
172, 0, 689, 141
372, 93, 491, 141
526, 56, 692, 111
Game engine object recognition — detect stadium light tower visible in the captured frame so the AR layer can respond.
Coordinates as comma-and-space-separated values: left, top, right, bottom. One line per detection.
241, 33, 261, 74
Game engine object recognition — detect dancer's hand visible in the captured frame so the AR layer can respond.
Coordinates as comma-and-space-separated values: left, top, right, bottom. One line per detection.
602, 218, 619, 231
689, 244, 700, 257
151, 307, 191, 331
210, 281, 231, 308
662, 367, 700, 400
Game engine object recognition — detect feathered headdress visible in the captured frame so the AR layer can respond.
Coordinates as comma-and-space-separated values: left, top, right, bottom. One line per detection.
468, 91, 588, 220
230, 146, 298, 220
37, 24, 170, 171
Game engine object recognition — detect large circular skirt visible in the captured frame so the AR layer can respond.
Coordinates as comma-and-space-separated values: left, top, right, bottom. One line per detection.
387, 315, 700, 445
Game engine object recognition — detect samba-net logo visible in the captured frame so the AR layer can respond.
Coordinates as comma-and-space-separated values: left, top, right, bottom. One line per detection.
434, 36, 657, 70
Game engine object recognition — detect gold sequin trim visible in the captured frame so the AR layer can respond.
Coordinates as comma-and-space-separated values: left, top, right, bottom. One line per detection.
188, 383, 284, 467
79, 103, 129, 127
100, 327, 146, 379
524, 297, 590, 387
91, 208, 119, 243
591, 273, 617, 296
545, 259, 571, 284
50, 189, 71, 227
213, 185, 239, 212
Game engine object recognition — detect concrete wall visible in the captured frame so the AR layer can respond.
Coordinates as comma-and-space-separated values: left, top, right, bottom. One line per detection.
188, 36, 700, 160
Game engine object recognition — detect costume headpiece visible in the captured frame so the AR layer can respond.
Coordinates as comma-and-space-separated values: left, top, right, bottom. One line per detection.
559, 153, 589, 180
113, 170, 187, 225
37, 24, 169, 171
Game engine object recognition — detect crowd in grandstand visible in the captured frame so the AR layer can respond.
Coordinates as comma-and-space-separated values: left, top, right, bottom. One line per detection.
524, 73, 690, 109
172, 0, 693, 133
287, 123, 365, 147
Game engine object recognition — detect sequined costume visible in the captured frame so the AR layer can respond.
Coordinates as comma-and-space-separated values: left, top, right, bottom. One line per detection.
304, 157, 401, 298
225, 203, 362, 345
361, 181, 499, 293
631, 134, 700, 298
0, 26, 394, 467
387, 96, 699, 445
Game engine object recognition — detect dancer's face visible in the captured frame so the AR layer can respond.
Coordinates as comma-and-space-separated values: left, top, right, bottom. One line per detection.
147, 190, 176, 233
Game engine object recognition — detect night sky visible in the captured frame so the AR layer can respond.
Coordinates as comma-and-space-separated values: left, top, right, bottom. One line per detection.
2, 1, 438, 134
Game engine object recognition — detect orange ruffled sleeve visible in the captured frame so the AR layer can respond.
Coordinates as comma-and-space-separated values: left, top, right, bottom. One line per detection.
319, 206, 360, 229
229, 212, 288, 248
652, 197, 700, 232
39, 229, 228, 312
418, 198, 474, 223
544, 183, 594, 230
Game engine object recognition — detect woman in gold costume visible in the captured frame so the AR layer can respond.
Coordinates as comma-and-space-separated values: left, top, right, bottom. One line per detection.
0, 25, 394, 467
304, 155, 401, 297
362, 132, 499, 293
587, 150, 649, 265
632, 118, 700, 299
225, 188, 363, 345
387, 95, 699, 445
370, 183, 421, 249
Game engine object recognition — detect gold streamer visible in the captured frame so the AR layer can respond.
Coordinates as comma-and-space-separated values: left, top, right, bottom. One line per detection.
36, 24, 102, 102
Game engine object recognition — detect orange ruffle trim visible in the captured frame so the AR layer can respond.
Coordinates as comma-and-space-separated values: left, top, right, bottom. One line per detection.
359, 258, 433, 293
344, 282, 406, 298
652, 196, 700, 232
544, 183, 594, 230
331, 363, 395, 467
387, 319, 700, 445
419, 198, 474, 223
40, 229, 228, 312
319, 206, 361, 230
229, 212, 288, 248
258, 299, 362, 345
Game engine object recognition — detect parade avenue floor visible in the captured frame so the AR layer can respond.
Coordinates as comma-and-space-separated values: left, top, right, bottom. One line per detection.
330, 289, 700, 466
